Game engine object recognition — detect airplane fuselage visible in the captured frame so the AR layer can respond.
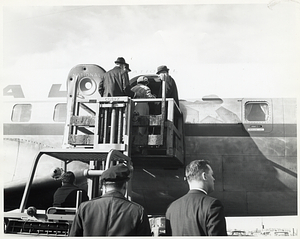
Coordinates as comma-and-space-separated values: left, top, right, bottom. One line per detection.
3, 80, 297, 217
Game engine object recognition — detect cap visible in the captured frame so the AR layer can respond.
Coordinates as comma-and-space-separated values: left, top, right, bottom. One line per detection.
156, 65, 169, 74
137, 76, 149, 84
115, 57, 127, 65
101, 163, 131, 182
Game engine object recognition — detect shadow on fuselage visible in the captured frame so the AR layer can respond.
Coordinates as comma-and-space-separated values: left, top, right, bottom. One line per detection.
4, 181, 61, 212
130, 100, 297, 217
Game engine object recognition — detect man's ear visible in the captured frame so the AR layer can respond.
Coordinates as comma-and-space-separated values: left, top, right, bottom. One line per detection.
201, 172, 207, 180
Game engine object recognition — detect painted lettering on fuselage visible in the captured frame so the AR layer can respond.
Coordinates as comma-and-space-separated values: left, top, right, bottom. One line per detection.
48, 84, 67, 98
3, 85, 25, 98
72, 72, 102, 78
3, 84, 67, 98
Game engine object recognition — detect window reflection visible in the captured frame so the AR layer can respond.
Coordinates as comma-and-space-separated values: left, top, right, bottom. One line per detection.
245, 102, 269, 121
53, 103, 67, 122
12, 104, 32, 122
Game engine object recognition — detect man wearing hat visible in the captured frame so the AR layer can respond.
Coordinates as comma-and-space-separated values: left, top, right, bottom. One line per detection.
131, 76, 156, 135
98, 57, 134, 98
124, 63, 131, 73
156, 65, 179, 106
69, 163, 151, 236
53, 171, 89, 208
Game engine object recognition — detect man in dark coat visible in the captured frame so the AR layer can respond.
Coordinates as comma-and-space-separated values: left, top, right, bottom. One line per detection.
99, 57, 134, 98
156, 65, 179, 106
53, 171, 89, 207
69, 163, 151, 236
165, 160, 227, 236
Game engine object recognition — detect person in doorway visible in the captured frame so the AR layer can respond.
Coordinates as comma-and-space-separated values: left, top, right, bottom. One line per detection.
156, 65, 179, 106
155, 65, 180, 129
69, 163, 151, 236
98, 57, 134, 98
165, 159, 227, 236
53, 171, 89, 207
124, 63, 131, 73
131, 76, 156, 135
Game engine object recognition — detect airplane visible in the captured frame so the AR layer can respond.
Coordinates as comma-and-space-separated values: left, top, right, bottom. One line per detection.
2, 64, 297, 234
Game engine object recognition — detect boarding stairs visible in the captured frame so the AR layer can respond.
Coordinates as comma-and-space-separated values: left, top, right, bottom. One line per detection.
62, 71, 185, 167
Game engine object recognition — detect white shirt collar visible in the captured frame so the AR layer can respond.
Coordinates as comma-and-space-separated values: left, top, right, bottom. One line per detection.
190, 187, 207, 195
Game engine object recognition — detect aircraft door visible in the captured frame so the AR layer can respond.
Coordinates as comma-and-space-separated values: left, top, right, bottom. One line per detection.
67, 64, 106, 101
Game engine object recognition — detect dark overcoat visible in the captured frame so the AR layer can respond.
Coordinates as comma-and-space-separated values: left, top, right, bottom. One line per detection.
53, 183, 89, 207
158, 75, 179, 106
69, 191, 151, 236
99, 66, 134, 97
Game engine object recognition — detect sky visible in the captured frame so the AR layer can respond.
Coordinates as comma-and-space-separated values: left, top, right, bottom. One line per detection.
1, 0, 300, 100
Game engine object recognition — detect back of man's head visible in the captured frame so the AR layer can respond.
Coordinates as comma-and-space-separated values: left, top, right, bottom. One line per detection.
185, 160, 210, 183
61, 171, 75, 184
103, 181, 126, 191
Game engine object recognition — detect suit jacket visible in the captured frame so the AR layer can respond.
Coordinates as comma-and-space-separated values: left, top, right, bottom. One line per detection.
99, 66, 134, 97
69, 191, 151, 236
53, 183, 89, 207
165, 189, 227, 236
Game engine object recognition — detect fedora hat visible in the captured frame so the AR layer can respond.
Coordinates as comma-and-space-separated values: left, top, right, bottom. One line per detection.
156, 65, 169, 74
125, 63, 131, 72
115, 57, 127, 65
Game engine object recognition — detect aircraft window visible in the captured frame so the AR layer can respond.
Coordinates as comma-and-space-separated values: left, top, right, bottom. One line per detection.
54, 103, 67, 122
245, 102, 269, 121
11, 104, 32, 122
